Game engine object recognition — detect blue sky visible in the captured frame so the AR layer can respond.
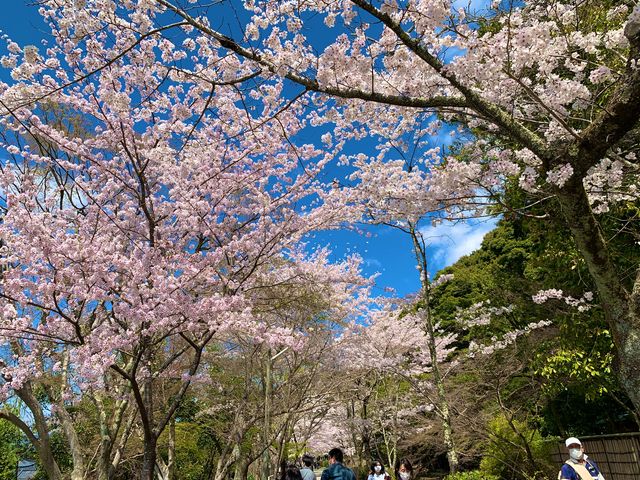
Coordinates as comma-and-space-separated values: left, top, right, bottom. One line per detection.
1, 1, 498, 299
310, 216, 498, 298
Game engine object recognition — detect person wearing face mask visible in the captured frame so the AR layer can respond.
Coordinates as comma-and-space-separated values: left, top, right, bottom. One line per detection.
367, 460, 390, 480
558, 437, 605, 480
394, 458, 413, 480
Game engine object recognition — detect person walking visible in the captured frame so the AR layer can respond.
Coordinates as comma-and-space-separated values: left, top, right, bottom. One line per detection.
394, 458, 414, 480
281, 463, 304, 480
300, 454, 316, 480
320, 448, 356, 480
367, 460, 390, 480
558, 437, 605, 480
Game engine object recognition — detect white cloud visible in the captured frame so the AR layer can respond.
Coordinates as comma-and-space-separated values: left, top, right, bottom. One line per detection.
420, 217, 499, 268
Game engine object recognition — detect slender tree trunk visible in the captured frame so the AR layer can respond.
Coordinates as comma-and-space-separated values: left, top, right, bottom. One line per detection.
56, 404, 85, 480
427, 308, 459, 473
497, 390, 541, 477
54, 352, 86, 480
263, 349, 273, 480
168, 416, 176, 480
410, 226, 459, 474
608, 392, 640, 429
111, 407, 137, 477
237, 457, 251, 480
361, 396, 373, 461
274, 419, 290, 478
156, 455, 169, 480
213, 448, 237, 480
97, 397, 113, 480
141, 361, 156, 480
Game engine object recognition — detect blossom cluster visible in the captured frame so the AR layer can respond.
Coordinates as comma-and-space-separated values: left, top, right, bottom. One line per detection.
532, 289, 594, 312
468, 320, 552, 357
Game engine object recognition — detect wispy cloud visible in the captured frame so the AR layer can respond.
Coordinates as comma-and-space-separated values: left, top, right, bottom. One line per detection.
420, 217, 499, 270
364, 258, 383, 269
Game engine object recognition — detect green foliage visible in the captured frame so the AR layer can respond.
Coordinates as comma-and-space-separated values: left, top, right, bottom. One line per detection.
535, 336, 614, 401
158, 422, 210, 480
33, 431, 73, 480
0, 418, 24, 480
432, 209, 638, 433
444, 471, 499, 480
432, 219, 542, 338
539, 388, 636, 437
479, 414, 556, 480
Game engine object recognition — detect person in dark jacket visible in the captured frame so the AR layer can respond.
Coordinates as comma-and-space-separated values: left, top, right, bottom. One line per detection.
320, 448, 356, 480
281, 462, 304, 480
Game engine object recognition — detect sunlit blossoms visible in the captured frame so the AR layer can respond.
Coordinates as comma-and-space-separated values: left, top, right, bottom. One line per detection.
1, 0, 640, 477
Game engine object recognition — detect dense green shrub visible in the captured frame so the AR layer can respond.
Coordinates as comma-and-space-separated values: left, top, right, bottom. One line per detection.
479, 414, 556, 480
444, 470, 499, 480
0, 419, 23, 480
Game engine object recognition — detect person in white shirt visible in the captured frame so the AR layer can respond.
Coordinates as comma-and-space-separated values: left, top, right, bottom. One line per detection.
367, 460, 390, 480
300, 454, 315, 480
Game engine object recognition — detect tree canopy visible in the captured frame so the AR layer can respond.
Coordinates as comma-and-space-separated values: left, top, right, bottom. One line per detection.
0, 0, 639, 478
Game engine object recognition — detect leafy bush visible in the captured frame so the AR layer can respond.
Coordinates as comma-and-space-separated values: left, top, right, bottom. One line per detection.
444, 471, 499, 480
479, 414, 556, 480
0, 419, 24, 480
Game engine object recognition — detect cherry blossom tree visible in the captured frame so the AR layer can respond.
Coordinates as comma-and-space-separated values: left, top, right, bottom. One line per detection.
124, 0, 640, 414
0, 5, 368, 480
2, 2, 640, 477
322, 301, 457, 471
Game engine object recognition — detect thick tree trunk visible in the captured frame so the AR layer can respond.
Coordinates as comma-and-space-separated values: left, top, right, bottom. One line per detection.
614, 310, 640, 412
17, 383, 64, 480
36, 442, 64, 480
557, 180, 640, 414
622, 266, 640, 412
141, 434, 158, 480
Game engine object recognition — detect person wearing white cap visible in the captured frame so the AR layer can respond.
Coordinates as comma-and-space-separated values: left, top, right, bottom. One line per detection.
558, 437, 605, 480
